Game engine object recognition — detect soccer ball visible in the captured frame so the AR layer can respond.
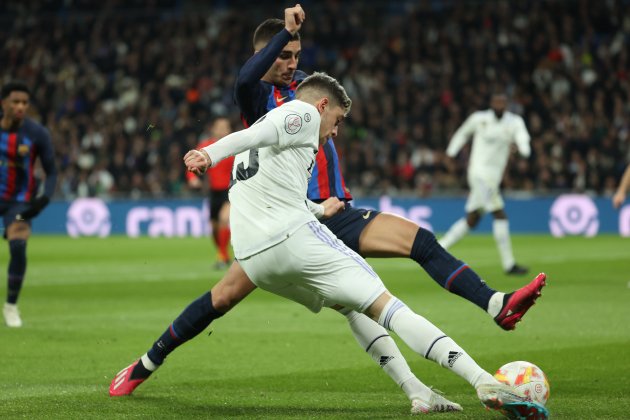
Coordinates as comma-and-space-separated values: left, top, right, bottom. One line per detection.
494, 361, 550, 405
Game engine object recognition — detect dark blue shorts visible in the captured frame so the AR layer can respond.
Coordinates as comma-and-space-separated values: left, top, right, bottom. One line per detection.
208, 189, 229, 222
0, 201, 31, 238
320, 203, 380, 253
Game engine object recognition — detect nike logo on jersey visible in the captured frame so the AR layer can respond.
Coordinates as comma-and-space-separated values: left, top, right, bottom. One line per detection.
278, 96, 288, 102
362, 211, 372, 219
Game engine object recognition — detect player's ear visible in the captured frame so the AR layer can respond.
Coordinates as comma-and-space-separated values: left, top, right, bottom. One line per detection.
316, 97, 329, 114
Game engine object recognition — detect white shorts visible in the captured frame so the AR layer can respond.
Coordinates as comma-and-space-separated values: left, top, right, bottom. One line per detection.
466, 175, 504, 213
238, 221, 387, 314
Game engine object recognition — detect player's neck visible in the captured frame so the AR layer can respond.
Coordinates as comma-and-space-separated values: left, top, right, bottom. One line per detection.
0, 116, 22, 131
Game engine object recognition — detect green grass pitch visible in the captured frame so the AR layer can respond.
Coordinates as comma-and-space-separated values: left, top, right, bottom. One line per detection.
0, 234, 628, 419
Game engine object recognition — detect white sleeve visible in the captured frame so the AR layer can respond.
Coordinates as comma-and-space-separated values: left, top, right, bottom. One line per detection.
446, 113, 478, 157
513, 117, 531, 158
202, 118, 279, 167
306, 199, 325, 219
277, 103, 321, 149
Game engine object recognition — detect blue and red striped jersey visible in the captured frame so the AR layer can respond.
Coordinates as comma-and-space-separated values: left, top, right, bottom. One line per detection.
0, 118, 57, 202
234, 29, 352, 201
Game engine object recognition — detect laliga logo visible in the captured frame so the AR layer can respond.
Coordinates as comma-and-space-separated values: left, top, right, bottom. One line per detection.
66, 198, 112, 237
549, 194, 598, 237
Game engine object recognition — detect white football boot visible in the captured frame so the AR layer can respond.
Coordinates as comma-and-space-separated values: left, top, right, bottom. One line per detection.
3, 303, 23, 328
411, 390, 463, 414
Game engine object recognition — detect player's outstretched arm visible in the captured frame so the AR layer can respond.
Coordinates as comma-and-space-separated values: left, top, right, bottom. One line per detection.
235, 4, 306, 123
613, 164, 630, 209
446, 113, 478, 157
513, 117, 531, 158
184, 119, 281, 175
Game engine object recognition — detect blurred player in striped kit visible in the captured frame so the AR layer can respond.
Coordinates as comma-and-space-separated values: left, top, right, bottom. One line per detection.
0, 81, 57, 327
439, 91, 531, 275
187, 117, 234, 269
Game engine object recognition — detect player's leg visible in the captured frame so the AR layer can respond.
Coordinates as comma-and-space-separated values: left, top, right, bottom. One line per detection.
357, 211, 545, 330
109, 262, 256, 396
438, 176, 489, 249
3, 210, 31, 328
491, 208, 528, 275
209, 190, 230, 269
336, 307, 461, 413
358, 212, 501, 314
239, 223, 461, 414
366, 292, 546, 416
438, 209, 481, 250
216, 198, 231, 266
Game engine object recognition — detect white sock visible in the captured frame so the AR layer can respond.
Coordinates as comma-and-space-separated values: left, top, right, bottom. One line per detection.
493, 219, 515, 271
378, 297, 490, 389
344, 310, 431, 402
487, 292, 506, 318
141, 353, 159, 372
439, 218, 469, 249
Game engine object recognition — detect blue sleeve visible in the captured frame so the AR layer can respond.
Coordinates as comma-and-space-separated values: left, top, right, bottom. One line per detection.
234, 29, 293, 124
37, 127, 57, 198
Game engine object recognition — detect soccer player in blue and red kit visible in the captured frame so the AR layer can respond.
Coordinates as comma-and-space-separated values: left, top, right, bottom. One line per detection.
110, 6, 547, 412
1, 81, 57, 327
232, 13, 546, 330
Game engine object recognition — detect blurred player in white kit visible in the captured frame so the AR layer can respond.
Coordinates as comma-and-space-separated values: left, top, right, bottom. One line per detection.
440, 91, 531, 275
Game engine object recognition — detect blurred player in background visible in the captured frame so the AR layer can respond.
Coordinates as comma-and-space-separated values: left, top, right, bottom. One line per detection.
612, 164, 630, 209
186, 117, 233, 269
439, 92, 531, 275
0, 81, 57, 327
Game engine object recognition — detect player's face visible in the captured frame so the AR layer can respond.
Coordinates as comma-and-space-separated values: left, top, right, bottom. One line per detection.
260, 40, 301, 86
491, 94, 507, 117
318, 104, 345, 144
211, 118, 231, 139
2, 91, 29, 122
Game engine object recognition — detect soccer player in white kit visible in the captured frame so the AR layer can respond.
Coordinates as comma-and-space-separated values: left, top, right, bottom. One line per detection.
439, 92, 531, 275
183, 73, 548, 418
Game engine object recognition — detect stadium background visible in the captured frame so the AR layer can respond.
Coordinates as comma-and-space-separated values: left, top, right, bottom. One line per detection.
2, 0, 629, 201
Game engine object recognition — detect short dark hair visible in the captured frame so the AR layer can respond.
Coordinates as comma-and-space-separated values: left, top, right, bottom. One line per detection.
1, 81, 30, 99
253, 18, 300, 49
296, 72, 352, 115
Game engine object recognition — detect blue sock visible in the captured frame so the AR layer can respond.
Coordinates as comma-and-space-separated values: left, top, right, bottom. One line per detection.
147, 291, 224, 365
410, 228, 495, 311
7, 239, 27, 304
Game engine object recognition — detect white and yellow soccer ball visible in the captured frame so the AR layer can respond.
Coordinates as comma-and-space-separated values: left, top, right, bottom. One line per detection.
494, 361, 550, 406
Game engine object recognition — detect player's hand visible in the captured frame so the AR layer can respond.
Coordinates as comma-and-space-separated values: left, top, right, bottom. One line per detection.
285, 4, 305, 35
321, 197, 345, 218
16, 196, 50, 220
184, 149, 211, 175
612, 191, 626, 209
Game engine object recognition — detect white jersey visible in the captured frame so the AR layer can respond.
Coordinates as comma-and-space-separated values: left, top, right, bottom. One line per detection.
203, 100, 321, 259
446, 110, 531, 183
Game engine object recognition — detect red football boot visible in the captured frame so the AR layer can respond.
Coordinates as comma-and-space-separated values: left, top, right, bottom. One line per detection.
109, 359, 150, 396
495, 273, 547, 331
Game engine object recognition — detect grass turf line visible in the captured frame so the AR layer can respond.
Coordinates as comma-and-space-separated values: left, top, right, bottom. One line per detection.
0, 235, 629, 418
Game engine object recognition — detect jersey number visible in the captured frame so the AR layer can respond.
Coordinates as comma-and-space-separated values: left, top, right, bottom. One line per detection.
231, 148, 259, 187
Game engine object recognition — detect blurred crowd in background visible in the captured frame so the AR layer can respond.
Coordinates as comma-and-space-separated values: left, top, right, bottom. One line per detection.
2, 0, 629, 199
